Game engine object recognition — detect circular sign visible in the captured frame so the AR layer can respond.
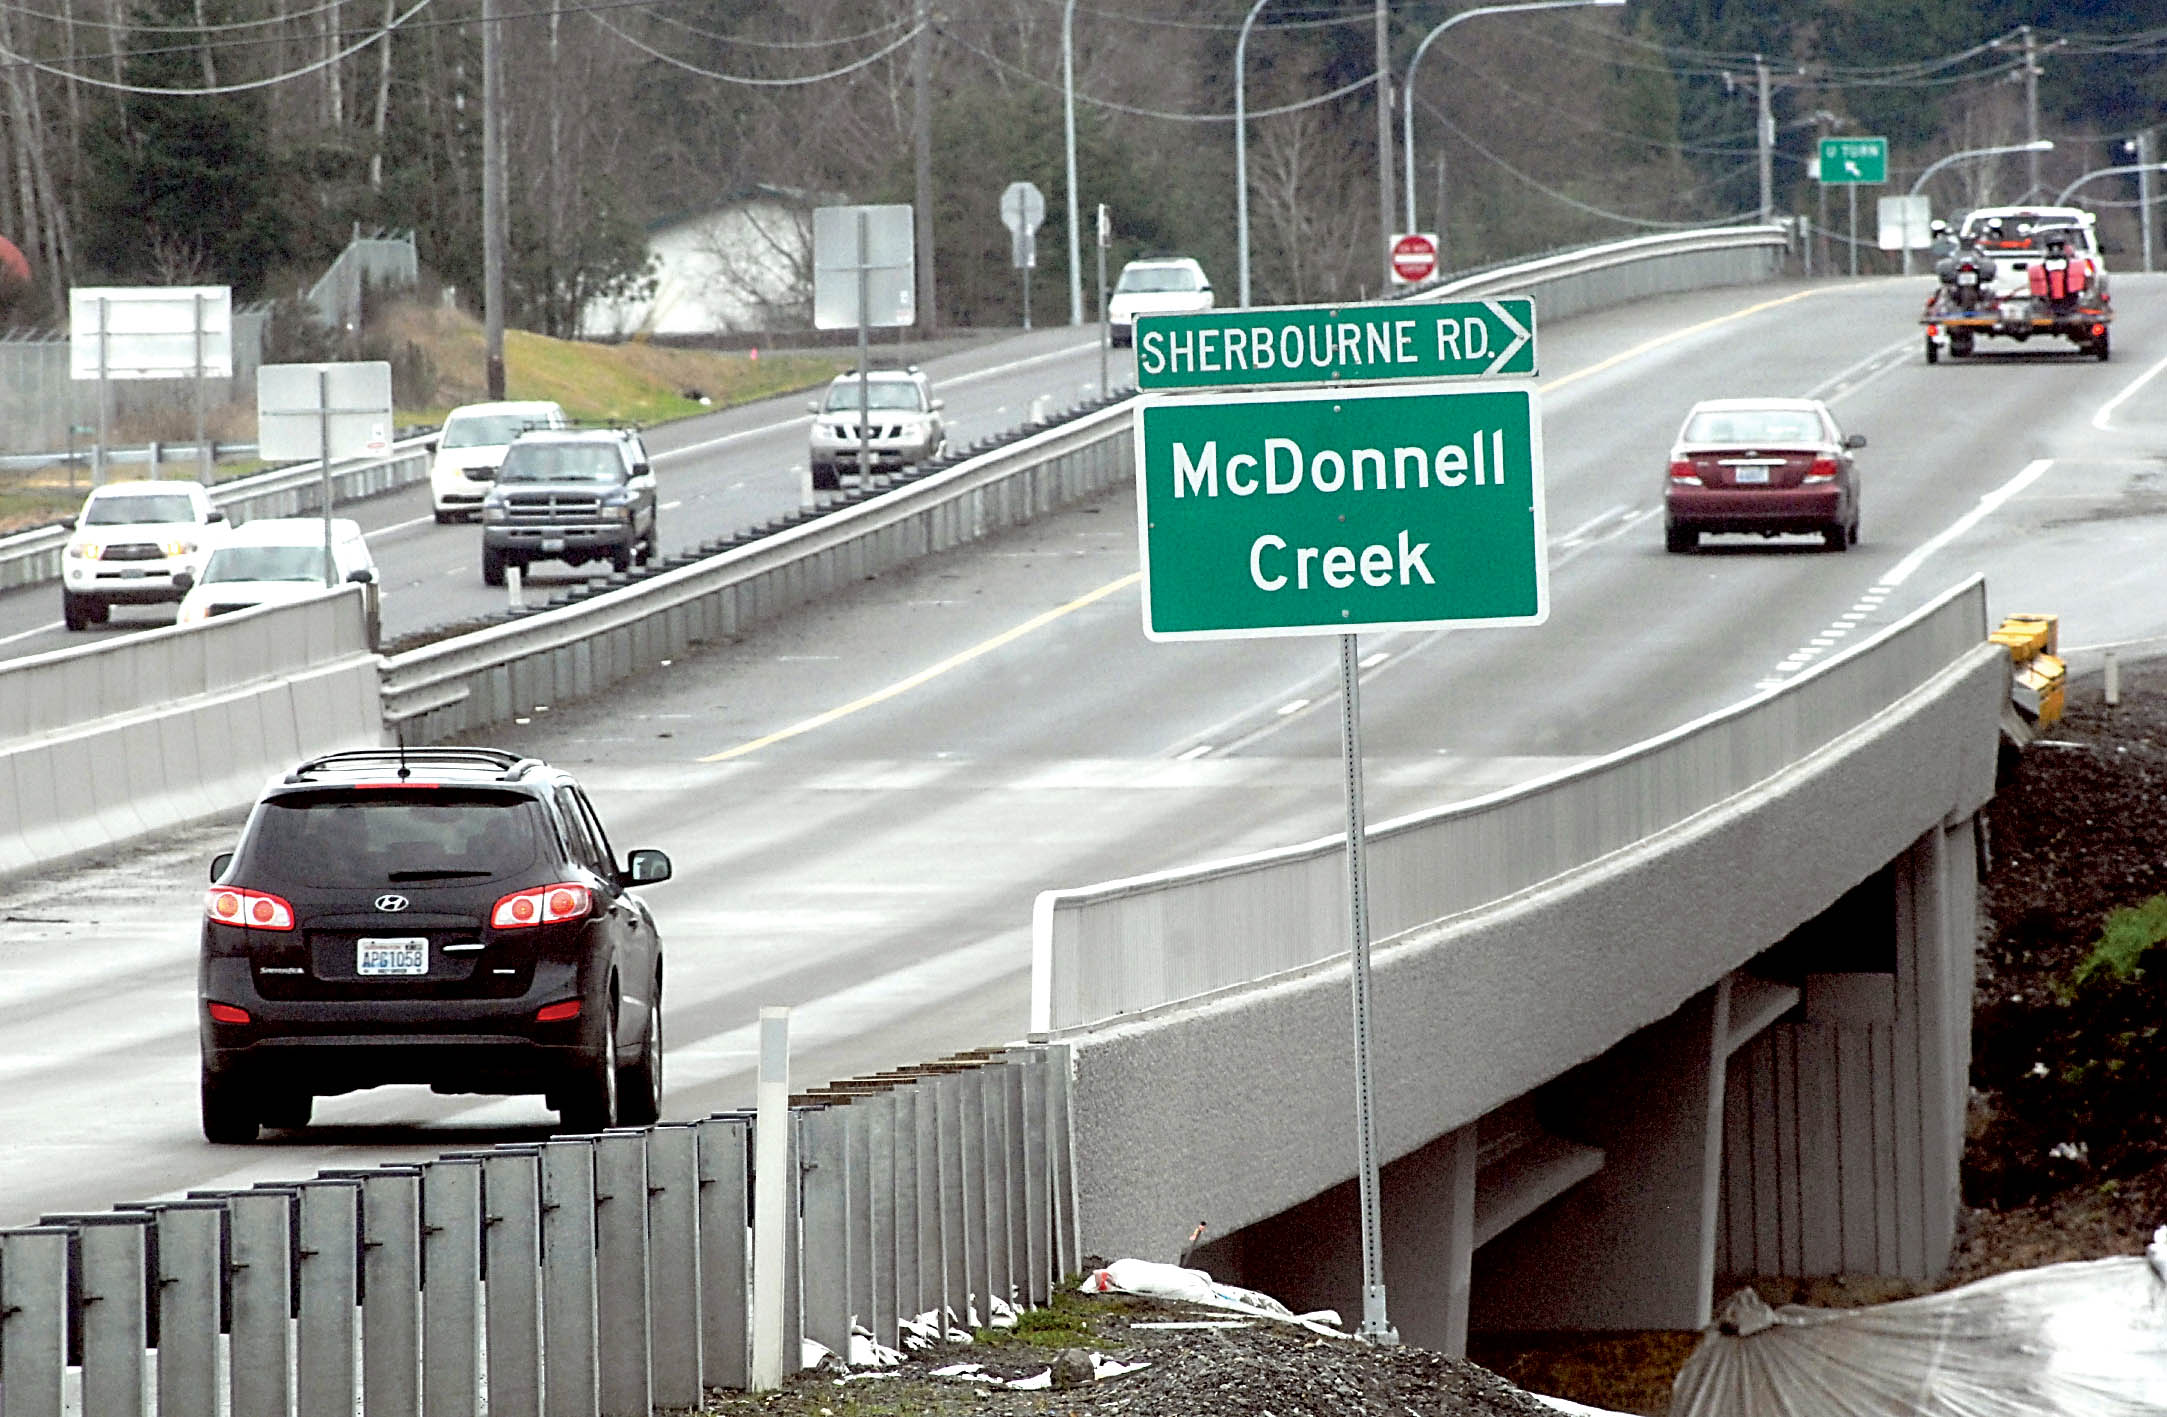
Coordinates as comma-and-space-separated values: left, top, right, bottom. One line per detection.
1391, 233, 1438, 285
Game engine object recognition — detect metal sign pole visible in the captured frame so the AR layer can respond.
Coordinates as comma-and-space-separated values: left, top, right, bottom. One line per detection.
94, 298, 110, 488
1849, 185, 1859, 278
318, 369, 337, 587
1022, 234, 1033, 332
1337, 631, 1396, 1346
1096, 204, 1110, 396
194, 293, 211, 486
856, 209, 872, 487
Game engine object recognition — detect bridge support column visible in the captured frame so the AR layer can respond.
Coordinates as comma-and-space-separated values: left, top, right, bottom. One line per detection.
1470, 981, 1730, 1331
1187, 1122, 1479, 1356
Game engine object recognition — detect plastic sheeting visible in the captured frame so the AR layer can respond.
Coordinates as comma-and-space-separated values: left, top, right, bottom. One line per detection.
1671, 1226, 2167, 1416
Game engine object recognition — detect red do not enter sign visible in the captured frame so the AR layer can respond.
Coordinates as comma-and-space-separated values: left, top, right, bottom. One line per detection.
1390, 233, 1438, 285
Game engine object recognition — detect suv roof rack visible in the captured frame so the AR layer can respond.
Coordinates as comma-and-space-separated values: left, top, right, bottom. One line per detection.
284, 747, 548, 784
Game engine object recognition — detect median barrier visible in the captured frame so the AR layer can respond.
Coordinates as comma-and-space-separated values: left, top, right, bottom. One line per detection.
0, 1047, 1077, 1406
0, 436, 433, 593
0, 589, 380, 881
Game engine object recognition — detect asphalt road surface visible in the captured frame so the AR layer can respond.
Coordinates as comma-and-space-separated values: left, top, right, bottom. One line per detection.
7, 278, 2167, 1223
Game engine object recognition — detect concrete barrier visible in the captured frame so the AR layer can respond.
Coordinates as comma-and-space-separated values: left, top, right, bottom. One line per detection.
0, 438, 433, 593
0, 589, 381, 881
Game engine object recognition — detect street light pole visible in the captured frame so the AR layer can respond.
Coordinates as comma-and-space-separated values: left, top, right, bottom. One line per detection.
1062, 0, 1082, 325
1234, 0, 1273, 308
1400, 0, 1626, 238
1902, 139, 2055, 275
2056, 159, 2167, 207
1373, 0, 1393, 293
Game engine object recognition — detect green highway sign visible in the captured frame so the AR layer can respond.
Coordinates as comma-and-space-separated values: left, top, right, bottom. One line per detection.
1135, 383, 1547, 640
1135, 298, 1536, 391
1818, 136, 1888, 185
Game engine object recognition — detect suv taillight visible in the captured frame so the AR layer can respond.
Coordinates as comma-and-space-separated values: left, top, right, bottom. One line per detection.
491, 883, 592, 929
1804, 457, 1840, 484
1668, 459, 1701, 484
206, 888, 295, 931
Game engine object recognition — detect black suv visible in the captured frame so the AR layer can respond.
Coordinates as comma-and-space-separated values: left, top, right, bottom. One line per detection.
480, 427, 658, 585
198, 747, 672, 1142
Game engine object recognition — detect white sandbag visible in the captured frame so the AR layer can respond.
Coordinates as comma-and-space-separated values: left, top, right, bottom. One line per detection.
1671, 1226, 2167, 1417
1079, 1257, 1347, 1334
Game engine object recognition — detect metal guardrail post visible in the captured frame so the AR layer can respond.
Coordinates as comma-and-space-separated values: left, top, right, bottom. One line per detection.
933, 1072, 970, 1328
866, 1091, 898, 1350
296, 1179, 361, 1417
999, 1063, 1031, 1306
480, 1149, 544, 1417
889, 1084, 922, 1331
797, 1104, 849, 1359
0, 1227, 70, 1417
539, 1140, 600, 1417
842, 1100, 873, 1345
77, 1212, 152, 1417
954, 1071, 989, 1326
357, 1169, 424, 1417
593, 1131, 653, 1417
1043, 1042, 1080, 1281
979, 1066, 1014, 1319
420, 1159, 484, 1417
1009, 1050, 1052, 1304
226, 1191, 295, 1417
645, 1124, 703, 1410
784, 1109, 804, 1370
152, 1201, 226, 1417
694, 1114, 750, 1391
911, 1079, 945, 1330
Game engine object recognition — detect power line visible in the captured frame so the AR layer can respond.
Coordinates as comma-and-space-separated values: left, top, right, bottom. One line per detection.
588, 11, 920, 85
0, 0, 433, 93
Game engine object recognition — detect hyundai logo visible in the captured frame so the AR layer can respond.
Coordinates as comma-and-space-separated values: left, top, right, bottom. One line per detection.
374, 894, 410, 913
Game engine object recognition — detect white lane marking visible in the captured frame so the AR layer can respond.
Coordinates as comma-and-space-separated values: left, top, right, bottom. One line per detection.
1275, 699, 1310, 716
1879, 458, 2053, 590
1360, 651, 1389, 669
1555, 505, 1628, 548
0, 619, 63, 647
1176, 743, 1214, 761
660, 500, 683, 511
372, 511, 438, 539
2092, 350, 2167, 431
1804, 334, 1916, 404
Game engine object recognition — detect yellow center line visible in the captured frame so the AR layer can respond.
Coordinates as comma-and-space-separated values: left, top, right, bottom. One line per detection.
1542, 286, 1833, 393
700, 572, 1144, 762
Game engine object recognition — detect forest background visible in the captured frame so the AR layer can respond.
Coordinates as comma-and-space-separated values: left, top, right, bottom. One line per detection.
3, 0, 2167, 339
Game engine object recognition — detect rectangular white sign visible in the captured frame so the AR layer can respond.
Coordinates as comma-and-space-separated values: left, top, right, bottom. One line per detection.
69, 286, 233, 380
257, 362, 394, 463
813, 204, 916, 330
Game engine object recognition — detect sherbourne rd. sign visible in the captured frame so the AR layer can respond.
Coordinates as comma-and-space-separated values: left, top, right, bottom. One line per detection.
1135, 297, 1535, 391
1135, 382, 1547, 640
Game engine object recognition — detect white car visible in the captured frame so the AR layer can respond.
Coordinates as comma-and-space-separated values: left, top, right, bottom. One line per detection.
60, 480, 227, 631
429, 400, 568, 522
175, 517, 381, 649
1108, 256, 1214, 347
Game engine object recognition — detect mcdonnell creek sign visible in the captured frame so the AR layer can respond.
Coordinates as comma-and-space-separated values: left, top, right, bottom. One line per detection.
1135, 298, 1535, 391
1136, 382, 1547, 640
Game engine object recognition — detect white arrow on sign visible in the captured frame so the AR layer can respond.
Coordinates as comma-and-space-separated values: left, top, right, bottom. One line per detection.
1845, 159, 1862, 176
1484, 299, 1533, 375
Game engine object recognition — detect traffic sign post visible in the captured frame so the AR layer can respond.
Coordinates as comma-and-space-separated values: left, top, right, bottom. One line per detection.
1132, 344, 1549, 1346
1001, 181, 1046, 330
1388, 233, 1439, 286
1135, 298, 1535, 392
814, 203, 917, 486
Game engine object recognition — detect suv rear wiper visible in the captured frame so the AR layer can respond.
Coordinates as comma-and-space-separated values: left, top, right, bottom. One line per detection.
386, 868, 495, 881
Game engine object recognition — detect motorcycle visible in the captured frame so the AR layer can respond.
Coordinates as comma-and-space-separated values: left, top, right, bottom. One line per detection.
1934, 247, 1996, 312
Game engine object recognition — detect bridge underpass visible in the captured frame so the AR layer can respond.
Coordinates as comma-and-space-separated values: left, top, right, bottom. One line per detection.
1043, 579, 2002, 1355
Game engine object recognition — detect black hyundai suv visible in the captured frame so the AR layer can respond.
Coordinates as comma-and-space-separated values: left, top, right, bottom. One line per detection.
198, 747, 672, 1143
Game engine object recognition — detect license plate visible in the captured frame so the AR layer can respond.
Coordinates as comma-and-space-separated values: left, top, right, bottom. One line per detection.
1958, 272, 1978, 286
121, 568, 150, 578
540, 537, 566, 553
357, 937, 428, 976
1734, 466, 1770, 484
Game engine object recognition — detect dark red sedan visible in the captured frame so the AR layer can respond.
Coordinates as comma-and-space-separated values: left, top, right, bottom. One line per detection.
1663, 397, 1864, 553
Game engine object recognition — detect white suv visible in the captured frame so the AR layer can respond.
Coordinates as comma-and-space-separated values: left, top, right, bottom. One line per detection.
806, 369, 945, 490
60, 480, 226, 630
429, 400, 568, 522
1108, 256, 1214, 347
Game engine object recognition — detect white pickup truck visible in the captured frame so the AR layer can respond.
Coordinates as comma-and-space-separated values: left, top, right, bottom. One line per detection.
1955, 205, 2109, 303
1923, 205, 2112, 362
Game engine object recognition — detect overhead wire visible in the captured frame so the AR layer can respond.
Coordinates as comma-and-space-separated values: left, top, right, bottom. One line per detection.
0, 0, 433, 93
586, 9, 920, 86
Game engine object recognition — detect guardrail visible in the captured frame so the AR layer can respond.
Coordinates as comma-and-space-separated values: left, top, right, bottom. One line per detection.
382, 403, 1134, 738
1030, 575, 1997, 1034
1414, 224, 1791, 323
0, 436, 434, 594
0, 1046, 1075, 1412
0, 589, 380, 879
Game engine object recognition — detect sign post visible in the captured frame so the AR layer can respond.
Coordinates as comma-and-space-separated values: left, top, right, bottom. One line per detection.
1818, 136, 1888, 278
1000, 181, 1046, 331
1133, 303, 1547, 1346
1096, 202, 1112, 396
814, 204, 916, 488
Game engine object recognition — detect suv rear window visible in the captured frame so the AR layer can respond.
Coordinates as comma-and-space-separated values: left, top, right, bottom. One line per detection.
243, 789, 547, 886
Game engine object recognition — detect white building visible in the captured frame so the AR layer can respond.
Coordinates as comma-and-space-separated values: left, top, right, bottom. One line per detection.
583, 185, 833, 338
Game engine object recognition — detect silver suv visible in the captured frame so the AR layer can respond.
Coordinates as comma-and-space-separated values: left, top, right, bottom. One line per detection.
807, 368, 946, 490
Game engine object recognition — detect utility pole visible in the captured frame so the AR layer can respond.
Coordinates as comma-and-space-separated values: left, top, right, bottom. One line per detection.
1756, 56, 1774, 225
914, 0, 936, 333
481, 0, 505, 399
2022, 24, 2042, 200
1375, 0, 1395, 291
2142, 129, 2158, 275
